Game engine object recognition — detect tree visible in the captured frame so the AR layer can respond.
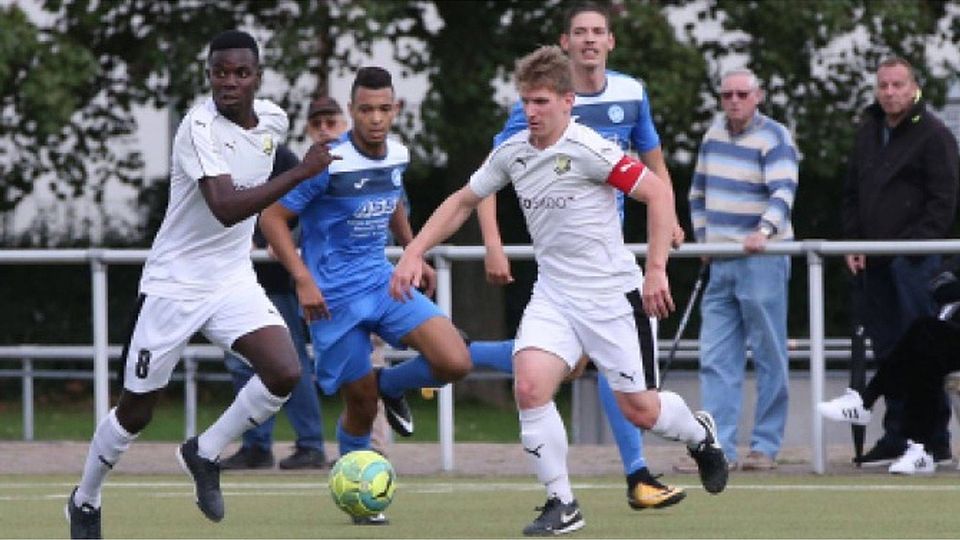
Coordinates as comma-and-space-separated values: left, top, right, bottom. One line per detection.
0, 0, 377, 349
0, 5, 101, 212
5, 0, 959, 344
348, 1, 709, 336
2, 0, 376, 233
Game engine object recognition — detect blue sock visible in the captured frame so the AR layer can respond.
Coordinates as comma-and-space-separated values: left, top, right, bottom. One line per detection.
378, 356, 444, 398
336, 417, 371, 457
598, 374, 646, 475
468, 340, 514, 374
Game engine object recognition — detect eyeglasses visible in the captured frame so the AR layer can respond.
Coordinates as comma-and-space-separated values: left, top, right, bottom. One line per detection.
309, 116, 342, 130
720, 90, 752, 100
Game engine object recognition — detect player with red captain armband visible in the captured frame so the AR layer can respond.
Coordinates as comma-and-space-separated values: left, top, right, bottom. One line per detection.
389, 45, 728, 537
606, 155, 649, 194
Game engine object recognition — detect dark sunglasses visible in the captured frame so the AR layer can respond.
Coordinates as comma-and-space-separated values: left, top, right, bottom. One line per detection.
309, 116, 342, 129
720, 90, 752, 100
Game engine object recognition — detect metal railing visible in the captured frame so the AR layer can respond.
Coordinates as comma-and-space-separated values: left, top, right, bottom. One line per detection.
3, 240, 960, 473
0, 344, 421, 441
0, 337, 862, 442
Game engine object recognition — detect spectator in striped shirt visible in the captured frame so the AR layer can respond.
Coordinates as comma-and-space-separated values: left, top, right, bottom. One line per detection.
687, 68, 799, 472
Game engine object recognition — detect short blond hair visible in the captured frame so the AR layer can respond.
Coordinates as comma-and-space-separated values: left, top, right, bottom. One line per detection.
514, 45, 573, 95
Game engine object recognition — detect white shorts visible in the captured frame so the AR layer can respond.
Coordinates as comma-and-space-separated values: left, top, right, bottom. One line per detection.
514, 284, 659, 393
120, 283, 285, 393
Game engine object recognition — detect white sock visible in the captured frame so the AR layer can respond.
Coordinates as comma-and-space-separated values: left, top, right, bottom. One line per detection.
75, 408, 137, 508
519, 402, 574, 504
650, 391, 707, 447
197, 376, 287, 460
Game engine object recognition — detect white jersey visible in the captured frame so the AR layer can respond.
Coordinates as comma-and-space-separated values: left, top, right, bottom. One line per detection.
469, 120, 644, 301
139, 98, 289, 299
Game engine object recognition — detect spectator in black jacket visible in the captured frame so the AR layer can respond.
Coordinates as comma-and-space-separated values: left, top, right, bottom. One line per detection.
842, 56, 959, 468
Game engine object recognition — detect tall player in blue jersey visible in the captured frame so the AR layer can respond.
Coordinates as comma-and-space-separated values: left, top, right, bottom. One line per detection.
259, 68, 473, 523
474, 2, 687, 511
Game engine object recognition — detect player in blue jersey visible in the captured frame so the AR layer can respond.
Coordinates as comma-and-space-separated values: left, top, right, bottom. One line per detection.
259, 67, 472, 524
472, 2, 687, 511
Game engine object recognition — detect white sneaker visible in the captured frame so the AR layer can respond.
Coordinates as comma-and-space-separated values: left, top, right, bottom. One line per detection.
888, 441, 935, 475
817, 388, 871, 425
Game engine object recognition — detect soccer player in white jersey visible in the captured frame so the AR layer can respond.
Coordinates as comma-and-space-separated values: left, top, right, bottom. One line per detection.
66, 30, 338, 539
475, 2, 687, 511
391, 45, 728, 536
481, 3, 683, 287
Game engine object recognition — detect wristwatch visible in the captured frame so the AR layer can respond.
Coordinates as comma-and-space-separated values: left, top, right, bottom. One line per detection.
758, 223, 775, 239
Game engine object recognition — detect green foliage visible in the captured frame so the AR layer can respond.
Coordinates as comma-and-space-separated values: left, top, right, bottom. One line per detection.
3, 0, 960, 341
1, 0, 377, 221
0, 5, 99, 211
612, 2, 711, 162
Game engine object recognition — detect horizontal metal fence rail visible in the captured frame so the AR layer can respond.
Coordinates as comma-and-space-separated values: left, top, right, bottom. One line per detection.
0, 344, 416, 442
0, 338, 867, 441
3, 240, 960, 473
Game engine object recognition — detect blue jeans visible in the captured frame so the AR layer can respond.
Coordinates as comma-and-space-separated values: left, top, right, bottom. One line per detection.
224, 291, 324, 451
699, 256, 790, 462
862, 255, 948, 451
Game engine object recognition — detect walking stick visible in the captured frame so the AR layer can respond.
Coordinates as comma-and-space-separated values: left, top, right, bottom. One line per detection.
659, 262, 709, 390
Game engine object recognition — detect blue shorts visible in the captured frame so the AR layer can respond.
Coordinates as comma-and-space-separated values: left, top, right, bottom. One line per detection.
308, 286, 444, 395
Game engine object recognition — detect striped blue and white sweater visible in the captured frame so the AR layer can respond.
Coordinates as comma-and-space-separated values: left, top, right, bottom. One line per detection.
689, 112, 799, 243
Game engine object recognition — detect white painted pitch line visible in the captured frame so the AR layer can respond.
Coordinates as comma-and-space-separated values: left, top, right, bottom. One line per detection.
3, 481, 960, 503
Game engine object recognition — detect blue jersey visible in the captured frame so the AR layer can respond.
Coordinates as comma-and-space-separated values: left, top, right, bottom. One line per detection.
494, 70, 661, 217
494, 70, 660, 151
280, 133, 409, 305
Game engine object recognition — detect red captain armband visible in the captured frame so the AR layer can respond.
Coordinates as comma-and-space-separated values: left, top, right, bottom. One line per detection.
606, 155, 648, 194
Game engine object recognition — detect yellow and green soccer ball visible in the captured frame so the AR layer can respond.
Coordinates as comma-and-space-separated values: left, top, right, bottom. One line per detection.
328, 450, 396, 518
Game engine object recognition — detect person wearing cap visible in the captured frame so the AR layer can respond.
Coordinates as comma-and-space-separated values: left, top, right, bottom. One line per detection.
306, 96, 349, 146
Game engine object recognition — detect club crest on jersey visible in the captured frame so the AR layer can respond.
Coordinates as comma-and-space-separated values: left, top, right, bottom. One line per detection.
554, 155, 571, 175
607, 105, 625, 123
391, 168, 403, 187
262, 134, 274, 155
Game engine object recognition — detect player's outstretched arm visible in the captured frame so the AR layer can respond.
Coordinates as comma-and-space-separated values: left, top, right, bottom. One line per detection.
477, 196, 513, 285
389, 199, 437, 298
390, 186, 482, 300
260, 202, 330, 321
199, 142, 340, 227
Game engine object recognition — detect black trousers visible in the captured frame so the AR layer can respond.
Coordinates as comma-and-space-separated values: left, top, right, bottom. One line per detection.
861, 255, 948, 451
865, 316, 957, 452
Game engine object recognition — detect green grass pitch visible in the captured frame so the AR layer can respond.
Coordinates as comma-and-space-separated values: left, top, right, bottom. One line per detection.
5, 473, 960, 538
